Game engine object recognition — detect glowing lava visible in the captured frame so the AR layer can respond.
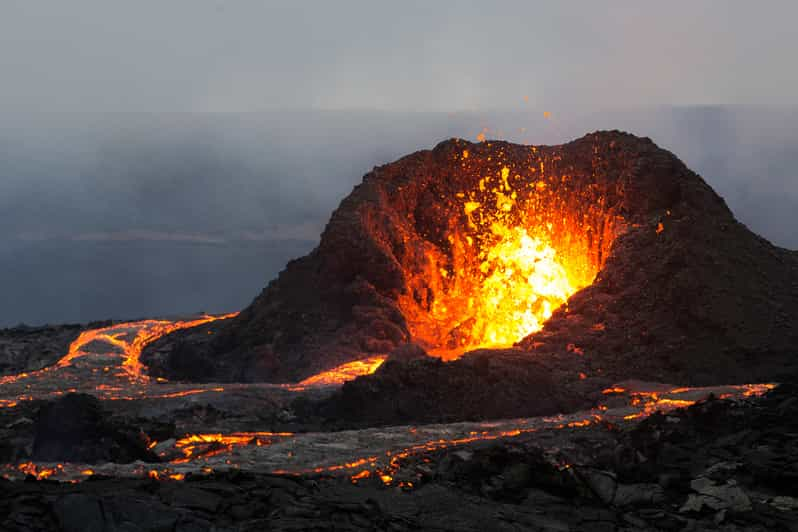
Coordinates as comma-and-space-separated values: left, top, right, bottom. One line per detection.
400, 154, 613, 358
287, 356, 387, 390
0, 312, 390, 414
57, 313, 239, 381
464, 224, 576, 346
0, 314, 241, 409
1, 381, 777, 484
172, 432, 294, 462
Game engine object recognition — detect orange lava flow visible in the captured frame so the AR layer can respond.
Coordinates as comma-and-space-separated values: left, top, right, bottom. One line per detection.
609, 383, 777, 421
344, 384, 777, 485
287, 356, 387, 390
57, 313, 239, 381
171, 432, 294, 462
0, 313, 240, 409
2, 383, 776, 484
16, 462, 64, 480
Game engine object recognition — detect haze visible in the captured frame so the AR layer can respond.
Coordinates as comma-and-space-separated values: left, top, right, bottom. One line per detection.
1, 2, 796, 326
3, 1, 798, 111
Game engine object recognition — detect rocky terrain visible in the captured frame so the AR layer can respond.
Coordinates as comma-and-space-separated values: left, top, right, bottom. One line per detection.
0, 318, 789, 531
0, 323, 106, 376
2, 383, 797, 531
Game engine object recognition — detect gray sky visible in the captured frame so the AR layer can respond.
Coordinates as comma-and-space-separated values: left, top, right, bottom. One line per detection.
2, 1, 797, 113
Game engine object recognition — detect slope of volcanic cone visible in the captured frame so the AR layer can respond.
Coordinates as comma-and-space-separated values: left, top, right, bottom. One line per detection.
143, 131, 798, 393
520, 200, 798, 386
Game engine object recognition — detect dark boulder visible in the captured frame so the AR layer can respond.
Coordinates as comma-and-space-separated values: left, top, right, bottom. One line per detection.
32, 393, 161, 464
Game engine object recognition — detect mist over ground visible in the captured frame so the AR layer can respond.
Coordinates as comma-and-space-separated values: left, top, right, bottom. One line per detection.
1, 107, 796, 327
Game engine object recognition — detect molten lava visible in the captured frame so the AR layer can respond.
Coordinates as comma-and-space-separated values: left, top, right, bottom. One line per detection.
400, 155, 611, 358
288, 356, 387, 390
55, 313, 239, 381
461, 224, 576, 346
172, 432, 294, 462
1, 380, 776, 484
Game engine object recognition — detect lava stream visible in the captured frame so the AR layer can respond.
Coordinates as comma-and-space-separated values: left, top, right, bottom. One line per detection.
161, 382, 776, 486
58, 313, 240, 381
1, 382, 775, 484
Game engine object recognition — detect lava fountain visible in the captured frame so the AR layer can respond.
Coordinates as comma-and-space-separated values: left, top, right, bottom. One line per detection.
397, 157, 614, 359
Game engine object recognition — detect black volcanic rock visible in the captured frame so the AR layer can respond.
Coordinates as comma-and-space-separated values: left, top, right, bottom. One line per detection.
0, 323, 88, 376
296, 351, 591, 428
4, 386, 798, 531
143, 131, 798, 400
31, 393, 161, 464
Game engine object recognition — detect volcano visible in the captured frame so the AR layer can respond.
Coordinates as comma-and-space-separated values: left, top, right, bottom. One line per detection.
4, 131, 798, 530
142, 131, 798, 421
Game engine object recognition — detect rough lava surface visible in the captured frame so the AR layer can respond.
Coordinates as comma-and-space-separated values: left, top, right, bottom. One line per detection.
0, 323, 104, 376
143, 131, 798, 423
